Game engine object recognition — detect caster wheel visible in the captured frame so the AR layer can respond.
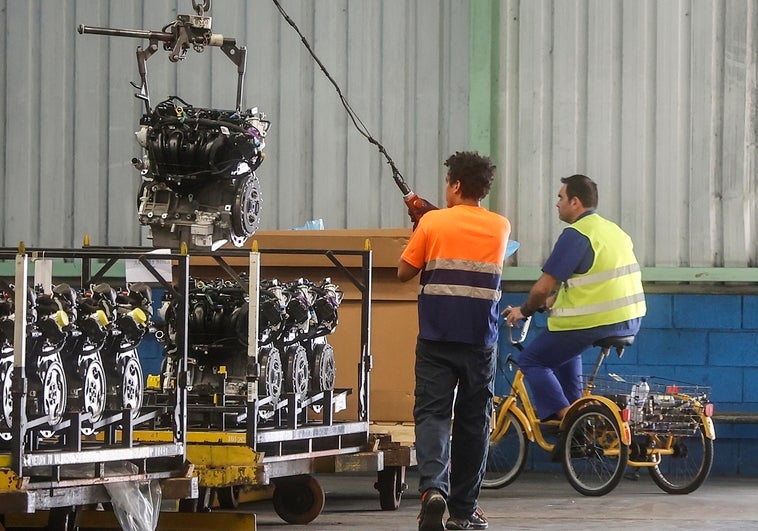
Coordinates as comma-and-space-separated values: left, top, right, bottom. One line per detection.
272, 474, 325, 524
375, 466, 406, 510
216, 485, 242, 509
178, 487, 211, 512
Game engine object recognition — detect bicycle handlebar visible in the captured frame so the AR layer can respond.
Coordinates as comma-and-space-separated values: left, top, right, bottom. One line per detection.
505, 315, 532, 346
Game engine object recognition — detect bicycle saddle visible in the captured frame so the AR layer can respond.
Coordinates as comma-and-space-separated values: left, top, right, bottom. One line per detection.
593, 336, 635, 349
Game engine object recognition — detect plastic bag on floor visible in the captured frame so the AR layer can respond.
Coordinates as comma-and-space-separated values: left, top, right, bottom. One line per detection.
104, 462, 162, 531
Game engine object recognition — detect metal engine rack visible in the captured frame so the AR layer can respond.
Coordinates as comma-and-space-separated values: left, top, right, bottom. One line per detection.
0, 243, 413, 527
0, 246, 196, 530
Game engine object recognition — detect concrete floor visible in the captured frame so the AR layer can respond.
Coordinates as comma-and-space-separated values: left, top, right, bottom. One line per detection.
245, 469, 758, 530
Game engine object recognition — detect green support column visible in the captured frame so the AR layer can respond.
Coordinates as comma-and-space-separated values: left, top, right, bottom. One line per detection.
469, 0, 499, 160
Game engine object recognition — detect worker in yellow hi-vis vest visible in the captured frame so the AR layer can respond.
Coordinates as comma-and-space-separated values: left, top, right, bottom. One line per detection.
505, 174, 646, 423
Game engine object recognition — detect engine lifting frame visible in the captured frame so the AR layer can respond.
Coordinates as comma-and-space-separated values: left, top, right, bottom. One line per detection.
0, 246, 195, 515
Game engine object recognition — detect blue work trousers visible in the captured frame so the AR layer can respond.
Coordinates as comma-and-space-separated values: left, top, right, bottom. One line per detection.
518, 322, 639, 419
414, 338, 496, 520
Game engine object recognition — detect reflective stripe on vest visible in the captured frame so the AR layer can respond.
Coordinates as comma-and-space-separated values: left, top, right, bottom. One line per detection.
565, 263, 641, 289
419, 283, 501, 301
419, 257, 502, 301
549, 291, 646, 317
426, 258, 503, 276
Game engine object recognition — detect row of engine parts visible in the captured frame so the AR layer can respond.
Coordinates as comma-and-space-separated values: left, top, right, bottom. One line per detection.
157, 276, 343, 423
0, 282, 152, 439
134, 97, 270, 250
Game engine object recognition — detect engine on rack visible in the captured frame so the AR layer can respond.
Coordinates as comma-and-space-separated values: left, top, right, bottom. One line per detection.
134, 98, 270, 250
0, 282, 153, 439
156, 275, 343, 426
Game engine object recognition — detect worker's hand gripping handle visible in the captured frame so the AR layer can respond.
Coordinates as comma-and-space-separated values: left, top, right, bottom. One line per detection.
403, 192, 438, 228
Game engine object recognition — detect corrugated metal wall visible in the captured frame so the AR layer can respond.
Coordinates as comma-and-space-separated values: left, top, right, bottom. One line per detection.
3, 0, 757, 269
0, 0, 469, 248
492, 0, 758, 268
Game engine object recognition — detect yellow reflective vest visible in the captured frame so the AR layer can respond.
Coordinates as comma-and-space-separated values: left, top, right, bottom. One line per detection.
548, 213, 646, 331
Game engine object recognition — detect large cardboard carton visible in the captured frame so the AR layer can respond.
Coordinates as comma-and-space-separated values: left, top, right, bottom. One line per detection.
190, 229, 419, 422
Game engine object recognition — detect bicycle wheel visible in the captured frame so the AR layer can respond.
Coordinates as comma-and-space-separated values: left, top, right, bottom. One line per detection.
561, 404, 629, 496
648, 421, 714, 494
482, 409, 528, 489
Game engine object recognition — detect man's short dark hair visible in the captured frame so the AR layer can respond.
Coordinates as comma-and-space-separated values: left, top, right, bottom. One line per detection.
560, 174, 598, 209
444, 151, 496, 200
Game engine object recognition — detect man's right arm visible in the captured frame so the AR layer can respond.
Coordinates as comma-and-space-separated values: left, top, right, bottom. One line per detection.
397, 259, 421, 282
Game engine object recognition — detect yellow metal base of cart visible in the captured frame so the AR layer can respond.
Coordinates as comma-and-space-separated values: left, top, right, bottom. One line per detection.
3, 510, 257, 531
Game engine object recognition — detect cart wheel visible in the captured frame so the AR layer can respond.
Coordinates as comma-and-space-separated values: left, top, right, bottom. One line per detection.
178, 497, 199, 513
216, 485, 241, 509
47, 505, 76, 531
272, 474, 325, 524
178, 487, 211, 512
375, 466, 406, 510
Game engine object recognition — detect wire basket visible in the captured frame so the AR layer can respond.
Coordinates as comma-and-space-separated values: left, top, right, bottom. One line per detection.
586, 374, 711, 435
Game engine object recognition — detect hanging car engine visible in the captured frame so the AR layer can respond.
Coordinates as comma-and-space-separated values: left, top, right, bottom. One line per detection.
79, 0, 270, 250
134, 98, 269, 249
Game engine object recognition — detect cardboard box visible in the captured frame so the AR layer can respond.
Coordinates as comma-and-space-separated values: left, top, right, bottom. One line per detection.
190, 228, 420, 422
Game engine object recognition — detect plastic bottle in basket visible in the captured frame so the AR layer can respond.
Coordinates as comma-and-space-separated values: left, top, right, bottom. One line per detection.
631, 377, 650, 425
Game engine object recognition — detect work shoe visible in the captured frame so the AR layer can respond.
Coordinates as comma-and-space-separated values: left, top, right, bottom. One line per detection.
445, 506, 488, 530
418, 488, 447, 531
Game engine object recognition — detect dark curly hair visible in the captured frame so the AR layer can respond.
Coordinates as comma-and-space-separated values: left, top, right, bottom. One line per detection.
444, 151, 496, 200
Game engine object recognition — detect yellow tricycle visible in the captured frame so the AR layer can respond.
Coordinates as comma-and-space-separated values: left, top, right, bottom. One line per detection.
484, 318, 715, 496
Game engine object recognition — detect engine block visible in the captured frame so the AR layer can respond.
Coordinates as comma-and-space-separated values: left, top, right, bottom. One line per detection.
134, 98, 270, 249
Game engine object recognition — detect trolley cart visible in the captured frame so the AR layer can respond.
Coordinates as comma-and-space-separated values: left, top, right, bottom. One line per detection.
0, 243, 416, 527
0, 245, 197, 530
128, 244, 414, 524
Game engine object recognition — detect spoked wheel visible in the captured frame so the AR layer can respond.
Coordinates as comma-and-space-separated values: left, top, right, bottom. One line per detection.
311, 342, 336, 392
230, 171, 262, 246
258, 346, 283, 421
284, 345, 310, 396
309, 342, 336, 414
42, 360, 68, 427
483, 409, 528, 489
272, 474, 325, 524
81, 359, 107, 434
0, 362, 14, 437
561, 404, 629, 496
647, 423, 714, 494
374, 466, 407, 510
120, 354, 144, 418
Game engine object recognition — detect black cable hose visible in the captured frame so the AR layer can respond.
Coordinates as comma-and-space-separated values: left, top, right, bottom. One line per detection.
271, 0, 409, 188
